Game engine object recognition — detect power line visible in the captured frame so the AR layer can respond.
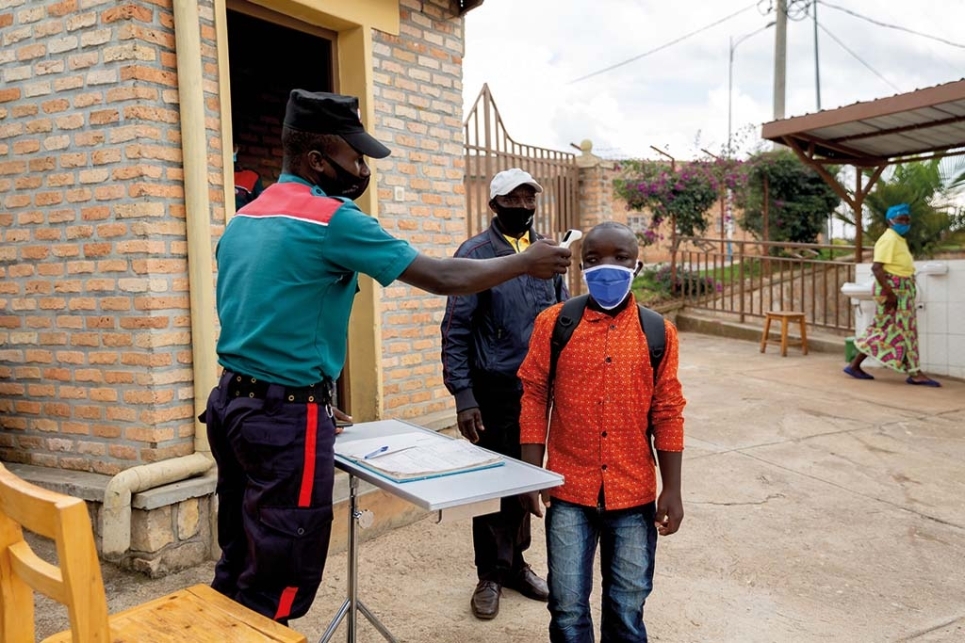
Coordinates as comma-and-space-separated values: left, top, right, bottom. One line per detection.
758, 0, 811, 21
816, 21, 902, 93
818, 0, 965, 50
570, 2, 759, 84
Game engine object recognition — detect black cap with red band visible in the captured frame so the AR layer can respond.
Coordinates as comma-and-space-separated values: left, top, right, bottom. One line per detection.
283, 89, 391, 159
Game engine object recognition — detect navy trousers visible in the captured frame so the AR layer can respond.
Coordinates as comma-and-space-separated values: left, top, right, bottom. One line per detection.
472, 379, 531, 583
204, 370, 336, 623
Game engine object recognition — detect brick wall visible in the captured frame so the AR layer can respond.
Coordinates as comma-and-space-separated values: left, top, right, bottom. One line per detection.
0, 0, 226, 474
371, 0, 465, 422
232, 89, 284, 186
1, 0, 470, 474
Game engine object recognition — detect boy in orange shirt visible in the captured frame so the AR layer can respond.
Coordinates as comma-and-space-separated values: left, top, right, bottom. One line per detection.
519, 222, 686, 642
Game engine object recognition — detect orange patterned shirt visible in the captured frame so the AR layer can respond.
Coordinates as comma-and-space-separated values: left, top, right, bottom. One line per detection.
518, 297, 686, 510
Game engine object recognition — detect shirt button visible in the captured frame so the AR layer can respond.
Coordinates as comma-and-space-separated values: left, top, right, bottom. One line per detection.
601, 431, 607, 437
605, 356, 612, 363
610, 324, 617, 330
601, 464, 607, 471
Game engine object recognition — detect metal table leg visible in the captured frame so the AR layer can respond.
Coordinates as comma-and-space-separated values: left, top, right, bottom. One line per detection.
319, 475, 398, 643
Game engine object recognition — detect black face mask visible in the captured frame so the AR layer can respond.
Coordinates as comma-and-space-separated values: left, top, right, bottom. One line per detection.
316, 155, 369, 200
494, 205, 535, 236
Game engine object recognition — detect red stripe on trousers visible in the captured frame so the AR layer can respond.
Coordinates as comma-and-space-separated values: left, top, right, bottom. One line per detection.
274, 586, 298, 620
298, 403, 318, 507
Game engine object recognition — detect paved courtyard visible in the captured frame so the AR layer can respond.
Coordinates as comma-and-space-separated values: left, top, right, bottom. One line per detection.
34, 332, 965, 642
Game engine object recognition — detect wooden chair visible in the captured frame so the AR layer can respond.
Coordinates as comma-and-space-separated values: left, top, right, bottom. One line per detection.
0, 463, 306, 643
760, 311, 808, 357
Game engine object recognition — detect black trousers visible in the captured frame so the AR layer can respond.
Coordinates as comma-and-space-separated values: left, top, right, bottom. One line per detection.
472, 380, 531, 584
204, 370, 336, 623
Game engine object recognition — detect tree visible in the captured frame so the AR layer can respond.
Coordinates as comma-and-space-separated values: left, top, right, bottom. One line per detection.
613, 159, 743, 251
843, 157, 965, 257
735, 149, 840, 244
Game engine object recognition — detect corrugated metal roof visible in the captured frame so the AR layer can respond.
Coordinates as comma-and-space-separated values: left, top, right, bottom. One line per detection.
761, 79, 965, 166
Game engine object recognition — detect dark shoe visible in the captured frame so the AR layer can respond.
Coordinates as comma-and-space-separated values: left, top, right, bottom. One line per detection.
906, 376, 941, 387
843, 365, 874, 380
508, 565, 549, 602
471, 580, 501, 620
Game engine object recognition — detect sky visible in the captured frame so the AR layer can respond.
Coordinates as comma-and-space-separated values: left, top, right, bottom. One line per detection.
461, 0, 965, 162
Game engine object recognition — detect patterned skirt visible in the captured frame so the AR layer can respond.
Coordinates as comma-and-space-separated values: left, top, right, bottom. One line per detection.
853, 274, 920, 375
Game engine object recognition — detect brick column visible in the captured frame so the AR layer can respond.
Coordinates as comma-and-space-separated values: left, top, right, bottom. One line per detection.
369, 0, 465, 423
0, 0, 225, 473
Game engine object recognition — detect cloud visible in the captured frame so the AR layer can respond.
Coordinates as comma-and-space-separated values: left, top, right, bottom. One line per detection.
463, 0, 965, 160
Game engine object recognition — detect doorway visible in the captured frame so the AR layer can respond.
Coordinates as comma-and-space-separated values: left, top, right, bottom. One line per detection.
225, 2, 350, 409
227, 2, 336, 186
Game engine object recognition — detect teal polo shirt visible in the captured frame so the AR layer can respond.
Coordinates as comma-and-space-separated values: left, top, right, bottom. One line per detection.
216, 174, 419, 386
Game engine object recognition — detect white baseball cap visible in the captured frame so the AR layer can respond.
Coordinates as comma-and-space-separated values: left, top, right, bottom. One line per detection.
489, 168, 543, 200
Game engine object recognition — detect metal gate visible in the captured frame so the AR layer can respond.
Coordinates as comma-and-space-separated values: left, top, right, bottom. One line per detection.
464, 84, 581, 248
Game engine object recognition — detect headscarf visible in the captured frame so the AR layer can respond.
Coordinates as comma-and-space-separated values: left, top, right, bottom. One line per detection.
886, 203, 910, 220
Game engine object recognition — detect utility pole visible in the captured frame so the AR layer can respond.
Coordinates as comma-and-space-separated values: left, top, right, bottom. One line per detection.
773, 0, 788, 120
813, 0, 821, 110
728, 35, 734, 155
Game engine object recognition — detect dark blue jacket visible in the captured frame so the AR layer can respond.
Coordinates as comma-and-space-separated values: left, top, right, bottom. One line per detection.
441, 222, 569, 412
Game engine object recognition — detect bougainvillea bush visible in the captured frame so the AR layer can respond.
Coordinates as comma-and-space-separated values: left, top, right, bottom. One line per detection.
735, 149, 840, 244
614, 159, 746, 250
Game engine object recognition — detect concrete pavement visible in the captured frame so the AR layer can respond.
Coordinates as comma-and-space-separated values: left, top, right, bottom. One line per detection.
32, 332, 965, 642
647, 332, 965, 642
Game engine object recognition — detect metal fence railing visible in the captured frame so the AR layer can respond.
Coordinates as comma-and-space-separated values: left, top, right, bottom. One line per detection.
672, 237, 857, 332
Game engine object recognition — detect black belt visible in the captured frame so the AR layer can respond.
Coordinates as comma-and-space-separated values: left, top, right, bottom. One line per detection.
225, 372, 333, 405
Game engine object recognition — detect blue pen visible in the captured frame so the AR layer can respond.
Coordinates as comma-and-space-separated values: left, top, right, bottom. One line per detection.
363, 445, 389, 460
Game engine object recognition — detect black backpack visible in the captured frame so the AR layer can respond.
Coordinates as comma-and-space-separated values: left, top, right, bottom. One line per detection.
548, 294, 667, 463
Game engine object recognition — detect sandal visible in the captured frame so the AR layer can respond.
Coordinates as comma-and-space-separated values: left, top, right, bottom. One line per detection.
843, 366, 874, 380
906, 376, 941, 387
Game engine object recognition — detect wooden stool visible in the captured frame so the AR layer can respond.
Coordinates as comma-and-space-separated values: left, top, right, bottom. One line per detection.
760, 311, 808, 357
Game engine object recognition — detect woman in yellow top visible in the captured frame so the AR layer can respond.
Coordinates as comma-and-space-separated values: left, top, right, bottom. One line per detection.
844, 203, 941, 386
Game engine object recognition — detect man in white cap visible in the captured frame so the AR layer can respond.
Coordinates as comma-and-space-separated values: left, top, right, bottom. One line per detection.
441, 168, 569, 619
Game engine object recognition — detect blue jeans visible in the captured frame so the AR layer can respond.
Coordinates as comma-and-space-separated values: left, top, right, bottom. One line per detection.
546, 499, 657, 643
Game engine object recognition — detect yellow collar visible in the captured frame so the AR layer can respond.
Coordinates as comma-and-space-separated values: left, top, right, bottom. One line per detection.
502, 233, 531, 253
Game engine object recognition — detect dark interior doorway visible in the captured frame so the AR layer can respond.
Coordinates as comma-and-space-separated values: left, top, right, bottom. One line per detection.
227, 6, 334, 186
226, 5, 350, 409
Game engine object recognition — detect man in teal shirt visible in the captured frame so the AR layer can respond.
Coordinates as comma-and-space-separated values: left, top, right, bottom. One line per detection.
204, 89, 572, 623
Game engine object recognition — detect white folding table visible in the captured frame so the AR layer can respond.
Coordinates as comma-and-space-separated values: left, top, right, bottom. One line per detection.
319, 419, 563, 643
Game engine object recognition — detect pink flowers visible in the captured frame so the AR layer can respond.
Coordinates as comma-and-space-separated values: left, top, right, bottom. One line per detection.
614, 158, 746, 247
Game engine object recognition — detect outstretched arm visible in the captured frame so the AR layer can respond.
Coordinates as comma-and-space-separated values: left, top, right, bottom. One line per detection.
398, 240, 571, 295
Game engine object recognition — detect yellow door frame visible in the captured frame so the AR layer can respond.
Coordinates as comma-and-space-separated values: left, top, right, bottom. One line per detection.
211, 0, 400, 422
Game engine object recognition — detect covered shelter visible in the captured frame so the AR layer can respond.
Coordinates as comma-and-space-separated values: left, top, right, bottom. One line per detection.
761, 78, 965, 261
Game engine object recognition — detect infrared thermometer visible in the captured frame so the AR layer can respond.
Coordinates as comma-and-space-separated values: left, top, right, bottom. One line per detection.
560, 229, 582, 249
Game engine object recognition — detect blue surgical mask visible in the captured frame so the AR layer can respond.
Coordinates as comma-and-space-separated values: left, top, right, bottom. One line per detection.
892, 223, 910, 236
582, 265, 635, 310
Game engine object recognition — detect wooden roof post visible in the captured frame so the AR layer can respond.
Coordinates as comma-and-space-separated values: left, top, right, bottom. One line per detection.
853, 168, 863, 263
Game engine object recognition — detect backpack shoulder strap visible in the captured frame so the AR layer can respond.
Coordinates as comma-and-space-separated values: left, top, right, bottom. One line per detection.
637, 305, 666, 384
548, 295, 589, 399
638, 305, 666, 464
